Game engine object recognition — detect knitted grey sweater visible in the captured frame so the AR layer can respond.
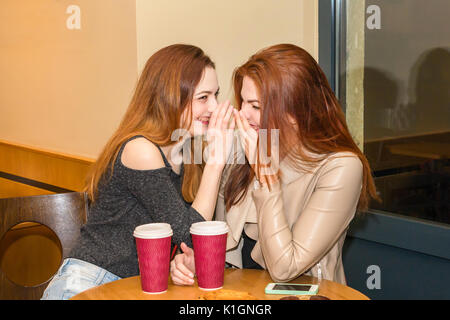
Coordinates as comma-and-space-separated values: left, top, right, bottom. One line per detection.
69, 136, 204, 278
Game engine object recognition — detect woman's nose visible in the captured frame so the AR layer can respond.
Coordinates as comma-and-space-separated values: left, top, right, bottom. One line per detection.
207, 97, 218, 113
241, 103, 251, 119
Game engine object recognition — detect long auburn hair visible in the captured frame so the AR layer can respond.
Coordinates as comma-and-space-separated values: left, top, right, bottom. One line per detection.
224, 44, 379, 212
85, 44, 215, 202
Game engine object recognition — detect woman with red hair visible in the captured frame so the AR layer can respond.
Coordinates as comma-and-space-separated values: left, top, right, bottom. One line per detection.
171, 44, 378, 285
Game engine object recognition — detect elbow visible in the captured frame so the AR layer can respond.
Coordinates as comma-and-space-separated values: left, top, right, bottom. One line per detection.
268, 267, 304, 283
268, 272, 292, 283
266, 260, 311, 283
265, 248, 316, 283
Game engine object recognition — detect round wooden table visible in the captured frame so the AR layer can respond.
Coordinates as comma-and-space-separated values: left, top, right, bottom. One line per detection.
71, 269, 369, 300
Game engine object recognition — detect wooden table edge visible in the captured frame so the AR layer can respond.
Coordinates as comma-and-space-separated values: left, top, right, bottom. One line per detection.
71, 269, 370, 300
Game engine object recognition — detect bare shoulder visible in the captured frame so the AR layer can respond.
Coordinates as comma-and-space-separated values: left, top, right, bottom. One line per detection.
121, 137, 165, 170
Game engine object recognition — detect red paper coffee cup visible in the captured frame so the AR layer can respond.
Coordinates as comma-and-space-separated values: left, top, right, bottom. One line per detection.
190, 221, 229, 291
133, 223, 173, 294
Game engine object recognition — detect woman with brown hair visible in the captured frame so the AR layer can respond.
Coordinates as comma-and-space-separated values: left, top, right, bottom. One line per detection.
170, 43, 379, 285
41, 44, 235, 299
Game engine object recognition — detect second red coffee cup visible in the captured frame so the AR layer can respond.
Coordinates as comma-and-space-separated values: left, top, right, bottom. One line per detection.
190, 221, 229, 291
133, 223, 173, 294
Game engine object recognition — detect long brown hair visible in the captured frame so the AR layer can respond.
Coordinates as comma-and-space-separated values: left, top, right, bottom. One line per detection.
225, 44, 379, 212
85, 44, 215, 202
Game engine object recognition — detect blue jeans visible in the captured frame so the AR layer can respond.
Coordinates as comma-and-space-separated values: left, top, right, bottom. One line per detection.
41, 258, 121, 300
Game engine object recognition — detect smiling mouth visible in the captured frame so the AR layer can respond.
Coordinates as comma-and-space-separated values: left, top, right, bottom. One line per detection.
249, 124, 259, 131
197, 117, 210, 126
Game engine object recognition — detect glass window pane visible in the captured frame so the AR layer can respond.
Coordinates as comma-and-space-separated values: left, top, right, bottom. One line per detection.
345, 0, 450, 225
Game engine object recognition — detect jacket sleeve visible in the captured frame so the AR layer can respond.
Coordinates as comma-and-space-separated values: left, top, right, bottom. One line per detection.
252, 156, 363, 282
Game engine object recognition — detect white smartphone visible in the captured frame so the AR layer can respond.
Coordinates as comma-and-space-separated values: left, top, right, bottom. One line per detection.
265, 283, 319, 295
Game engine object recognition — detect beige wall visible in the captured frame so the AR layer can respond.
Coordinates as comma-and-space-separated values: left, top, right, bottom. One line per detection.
136, 0, 318, 101
0, 0, 318, 159
0, 0, 138, 159
345, 0, 365, 150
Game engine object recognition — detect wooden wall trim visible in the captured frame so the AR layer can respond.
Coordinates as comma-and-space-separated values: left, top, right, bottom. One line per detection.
0, 140, 94, 195
0, 139, 95, 164
0, 171, 74, 193
0, 177, 54, 199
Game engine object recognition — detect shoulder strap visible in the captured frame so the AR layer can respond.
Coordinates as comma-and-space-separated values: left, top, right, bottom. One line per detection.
120, 135, 171, 168
150, 141, 171, 168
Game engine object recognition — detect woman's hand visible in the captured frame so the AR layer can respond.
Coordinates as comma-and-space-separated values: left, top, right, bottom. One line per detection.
233, 109, 258, 167
191, 102, 235, 221
234, 109, 280, 187
204, 101, 235, 168
170, 242, 196, 286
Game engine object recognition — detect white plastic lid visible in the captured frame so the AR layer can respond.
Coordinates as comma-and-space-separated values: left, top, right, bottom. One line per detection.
133, 223, 173, 239
190, 221, 229, 236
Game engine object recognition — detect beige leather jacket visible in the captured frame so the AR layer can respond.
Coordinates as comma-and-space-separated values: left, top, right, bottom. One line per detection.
215, 151, 363, 285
